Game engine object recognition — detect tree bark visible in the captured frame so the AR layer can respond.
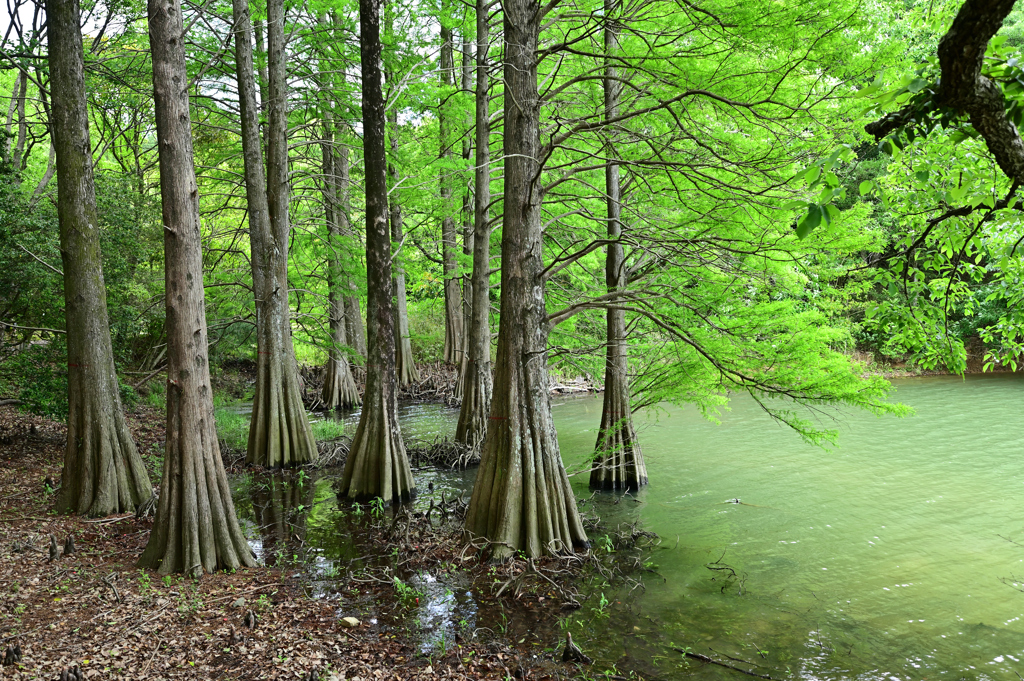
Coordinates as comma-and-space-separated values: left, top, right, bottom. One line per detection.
12, 72, 27, 179
139, 0, 255, 574
320, 92, 360, 410
244, 0, 317, 467
440, 17, 464, 366
590, 0, 646, 491
454, 0, 493, 449
464, 0, 587, 558
345, 294, 367, 358
338, 0, 416, 505
387, 110, 420, 387
47, 0, 152, 517
454, 27, 474, 399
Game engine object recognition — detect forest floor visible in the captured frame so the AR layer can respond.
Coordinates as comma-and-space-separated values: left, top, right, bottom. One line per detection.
0, 405, 602, 681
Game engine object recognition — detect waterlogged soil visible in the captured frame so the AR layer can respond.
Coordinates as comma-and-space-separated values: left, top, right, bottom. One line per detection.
0, 406, 606, 681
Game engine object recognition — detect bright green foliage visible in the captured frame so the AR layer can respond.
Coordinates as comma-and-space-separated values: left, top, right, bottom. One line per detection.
0, 0, 924, 448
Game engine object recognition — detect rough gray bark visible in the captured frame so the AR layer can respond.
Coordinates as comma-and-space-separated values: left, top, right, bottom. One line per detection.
11, 72, 27, 178
139, 0, 255, 574
338, 0, 416, 505
590, 0, 645, 491
345, 294, 367, 358
464, 0, 587, 558
455, 1, 493, 449
244, 0, 317, 467
320, 105, 360, 410
440, 18, 464, 366
387, 110, 420, 387
4, 71, 21, 137
47, 0, 152, 517
454, 28, 474, 399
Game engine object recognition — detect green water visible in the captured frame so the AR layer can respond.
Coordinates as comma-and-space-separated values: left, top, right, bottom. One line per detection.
553, 375, 1024, 680
235, 376, 1024, 679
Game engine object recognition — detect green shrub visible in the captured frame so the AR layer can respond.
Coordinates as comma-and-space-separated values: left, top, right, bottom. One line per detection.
3, 339, 68, 419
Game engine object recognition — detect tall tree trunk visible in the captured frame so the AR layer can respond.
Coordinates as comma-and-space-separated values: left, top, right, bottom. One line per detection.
464, 0, 587, 558
12, 72, 27, 179
345, 294, 367, 358
455, 0, 492, 449
440, 17, 464, 366
245, 0, 318, 467
338, 0, 416, 505
5, 71, 22, 163
320, 98, 360, 410
454, 27, 474, 400
47, 0, 152, 517
387, 110, 420, 387
590, 0, 645, 491
139, 0, 255, 574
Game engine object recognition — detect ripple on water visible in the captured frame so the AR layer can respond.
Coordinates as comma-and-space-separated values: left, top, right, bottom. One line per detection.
230, 377, 1024, 679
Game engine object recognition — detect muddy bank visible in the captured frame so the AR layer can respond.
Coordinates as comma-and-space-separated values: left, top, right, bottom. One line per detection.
0, 405, 652, 680
852, 339, 1024, 379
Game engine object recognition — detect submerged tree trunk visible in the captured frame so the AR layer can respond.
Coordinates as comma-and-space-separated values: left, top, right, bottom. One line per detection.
338, 0, 416, 505
440, 18, 464, 366
245, 0, 317, 467
387, 110, 420, 387
139, 0, 255, 574
321, 121, 360, 410
464, 0, 587, 558
48, 0, 152, 517
590, 0, 646, 491
455, 1, 493, 449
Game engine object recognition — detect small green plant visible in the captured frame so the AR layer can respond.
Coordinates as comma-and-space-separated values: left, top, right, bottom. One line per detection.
370, 497, 385, 519
296, 469, 309, 486
311, 419, 346, 441
392, 577, 422, 608
593, 592, 610, 617
351, 502, 364, 517
255, 593, 273, 611
137, 570, 152, 594
162, 575, 173, 588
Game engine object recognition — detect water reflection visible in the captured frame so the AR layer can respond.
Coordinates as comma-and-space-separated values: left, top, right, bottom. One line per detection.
248, 473, 315, 566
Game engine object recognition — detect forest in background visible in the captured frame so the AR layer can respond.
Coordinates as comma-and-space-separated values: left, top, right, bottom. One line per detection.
3, 0, 1024, 567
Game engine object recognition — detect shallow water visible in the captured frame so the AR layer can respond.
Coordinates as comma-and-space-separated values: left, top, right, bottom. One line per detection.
234, 375, 1024, 679
555, 375, 1024, 680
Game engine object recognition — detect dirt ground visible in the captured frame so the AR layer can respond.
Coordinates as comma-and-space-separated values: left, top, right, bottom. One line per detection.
0, 406, 590, 681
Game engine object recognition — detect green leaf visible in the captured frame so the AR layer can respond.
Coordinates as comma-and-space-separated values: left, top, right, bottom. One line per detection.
796, 204, 821, 239
859, 180, 875, 196
915, 170, 929, 182
907, 78, 929, 93
804, 165, 821, 185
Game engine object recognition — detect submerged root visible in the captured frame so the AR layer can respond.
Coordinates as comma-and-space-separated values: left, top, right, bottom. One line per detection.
590, 401, 646, 491
406, 436, 479, 469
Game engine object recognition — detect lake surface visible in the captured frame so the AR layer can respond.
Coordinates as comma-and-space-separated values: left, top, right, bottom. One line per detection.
237, 374, 1024, 680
